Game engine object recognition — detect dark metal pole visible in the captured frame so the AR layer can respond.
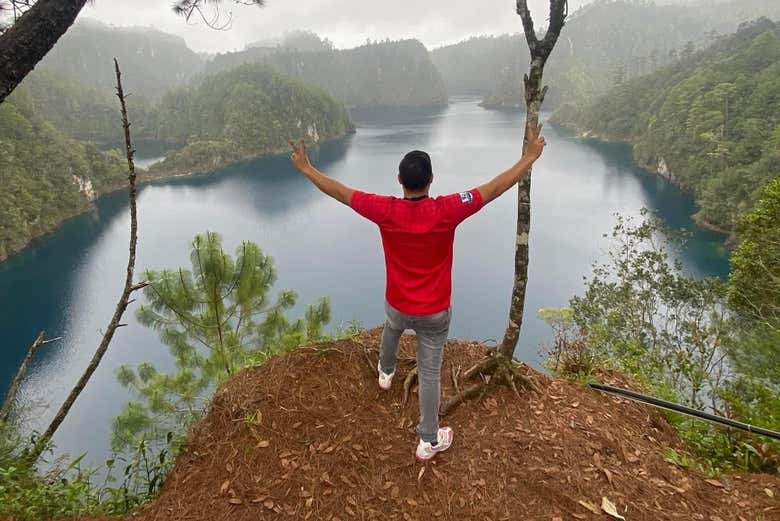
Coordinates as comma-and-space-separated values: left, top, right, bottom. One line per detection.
589, 383, 780, 441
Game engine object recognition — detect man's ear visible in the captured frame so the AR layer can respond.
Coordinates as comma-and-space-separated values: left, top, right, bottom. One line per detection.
398, 174, 403, 186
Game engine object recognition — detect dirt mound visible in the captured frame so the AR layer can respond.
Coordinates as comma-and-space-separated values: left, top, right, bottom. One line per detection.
97, 330, 779, 520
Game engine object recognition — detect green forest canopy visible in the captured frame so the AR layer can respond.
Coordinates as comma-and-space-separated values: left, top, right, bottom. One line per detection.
552, 18, 780, 233
150, 64, 353, 176
432, 0, 780, 108
0, 63, 353, 262
0, 87, 126, 261
18, 68, 159, 144
38, 19, 204, 101
3, 0, 779, 263
205, 39, 448, 108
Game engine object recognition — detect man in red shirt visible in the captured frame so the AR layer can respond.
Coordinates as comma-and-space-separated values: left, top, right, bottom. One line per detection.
289, 124, 546, 461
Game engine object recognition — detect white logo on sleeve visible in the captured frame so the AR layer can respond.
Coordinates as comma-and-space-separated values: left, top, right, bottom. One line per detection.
459, 191, 474, 204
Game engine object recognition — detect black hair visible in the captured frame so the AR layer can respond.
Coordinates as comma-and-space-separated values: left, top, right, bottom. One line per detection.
399, 150, 433, 190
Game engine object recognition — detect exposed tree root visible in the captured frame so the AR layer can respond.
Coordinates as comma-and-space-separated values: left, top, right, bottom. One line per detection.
441, 353, 539, 416
354, 336, 536, 416
441, 381, 491, 415
462, 353, 498, 381
357, 340, 377, 378
354, 338, 415, 383
450, 362, 461, 396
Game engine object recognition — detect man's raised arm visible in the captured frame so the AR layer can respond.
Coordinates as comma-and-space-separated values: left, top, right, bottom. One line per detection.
477, 123, 546, 205
289, 139, 354, 205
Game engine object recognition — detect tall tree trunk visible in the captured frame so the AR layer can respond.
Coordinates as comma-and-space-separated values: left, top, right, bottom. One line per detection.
440, 1, 568, 417
498, 0, 568, 360
0, 0, 88, 104
28, 60, 148, 462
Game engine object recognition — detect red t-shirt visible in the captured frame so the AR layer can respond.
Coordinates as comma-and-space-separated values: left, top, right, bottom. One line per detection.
351, 189, 484, 315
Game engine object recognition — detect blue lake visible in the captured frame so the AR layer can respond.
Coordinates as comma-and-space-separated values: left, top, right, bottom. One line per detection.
0, 99, 729, 466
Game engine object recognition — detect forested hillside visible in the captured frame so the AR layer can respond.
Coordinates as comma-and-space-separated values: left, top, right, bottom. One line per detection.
432, 0, 780, 108
431, 34, 522, 97
38, 20, 204, 100
150, 64, 353, 176
0, 63, 352, 263
551, 18, 780, 233
0, 88, 126, 262
241, 30, 336, 54
18, 69, 159, 144
205, 39, 447, 108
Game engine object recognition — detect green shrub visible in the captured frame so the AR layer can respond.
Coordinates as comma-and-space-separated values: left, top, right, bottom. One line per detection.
547, 211, 779, 475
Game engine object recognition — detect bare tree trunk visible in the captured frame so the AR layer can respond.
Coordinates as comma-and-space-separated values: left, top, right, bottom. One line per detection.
29, 59, 148, 461
498, 0, 568, 360
0, 331, 60, 424
0, 0, 88, 105
441, 0, 568, 415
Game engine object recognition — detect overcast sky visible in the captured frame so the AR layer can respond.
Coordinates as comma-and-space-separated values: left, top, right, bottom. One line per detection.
81, 0, 595, 53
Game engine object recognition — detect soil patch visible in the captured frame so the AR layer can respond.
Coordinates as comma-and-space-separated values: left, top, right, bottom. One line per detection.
87, 330, 780, 520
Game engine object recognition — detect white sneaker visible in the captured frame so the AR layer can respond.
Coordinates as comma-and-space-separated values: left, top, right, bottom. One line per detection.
415, 427, 454, 462
377, 361, 395, 391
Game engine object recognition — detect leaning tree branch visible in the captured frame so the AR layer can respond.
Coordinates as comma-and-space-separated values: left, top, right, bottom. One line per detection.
0, 331, 61, 424
441, 381, 490, 416
29, 59, 149, 461
0, 0, 88, 104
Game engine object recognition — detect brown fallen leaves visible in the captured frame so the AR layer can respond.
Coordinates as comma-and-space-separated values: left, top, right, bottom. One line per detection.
80, 330, 780, 521
601, 497, 626, 519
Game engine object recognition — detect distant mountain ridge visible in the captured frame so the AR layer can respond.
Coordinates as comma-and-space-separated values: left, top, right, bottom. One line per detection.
38, 19, 205, 101
32, 23, 447, 113
432, 0, 780, 109
18, 68, 159, 144
205, 39, 448, 108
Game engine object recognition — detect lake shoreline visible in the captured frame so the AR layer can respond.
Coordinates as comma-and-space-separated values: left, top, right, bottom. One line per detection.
0, 134, 352, 265
1, 111, 734, 266
549, 120, 735, 243
1, 100, 733, 465
143, 132, 354, 180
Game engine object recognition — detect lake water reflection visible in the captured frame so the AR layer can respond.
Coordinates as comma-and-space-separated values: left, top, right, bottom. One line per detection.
0, 99, 729, 465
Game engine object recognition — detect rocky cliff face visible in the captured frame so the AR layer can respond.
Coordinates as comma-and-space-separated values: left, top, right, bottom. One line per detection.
0, 88, 127, 263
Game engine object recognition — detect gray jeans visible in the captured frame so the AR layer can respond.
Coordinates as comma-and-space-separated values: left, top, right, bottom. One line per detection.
379, 301, 451, 444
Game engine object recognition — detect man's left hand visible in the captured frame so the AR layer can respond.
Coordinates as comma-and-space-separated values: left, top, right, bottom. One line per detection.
289, 139, 312, 172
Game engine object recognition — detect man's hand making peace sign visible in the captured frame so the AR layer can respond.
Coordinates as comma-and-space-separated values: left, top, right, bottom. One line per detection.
288, 139, 354, 205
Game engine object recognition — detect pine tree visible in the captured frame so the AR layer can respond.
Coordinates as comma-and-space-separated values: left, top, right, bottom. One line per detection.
111, 232, 330, 451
